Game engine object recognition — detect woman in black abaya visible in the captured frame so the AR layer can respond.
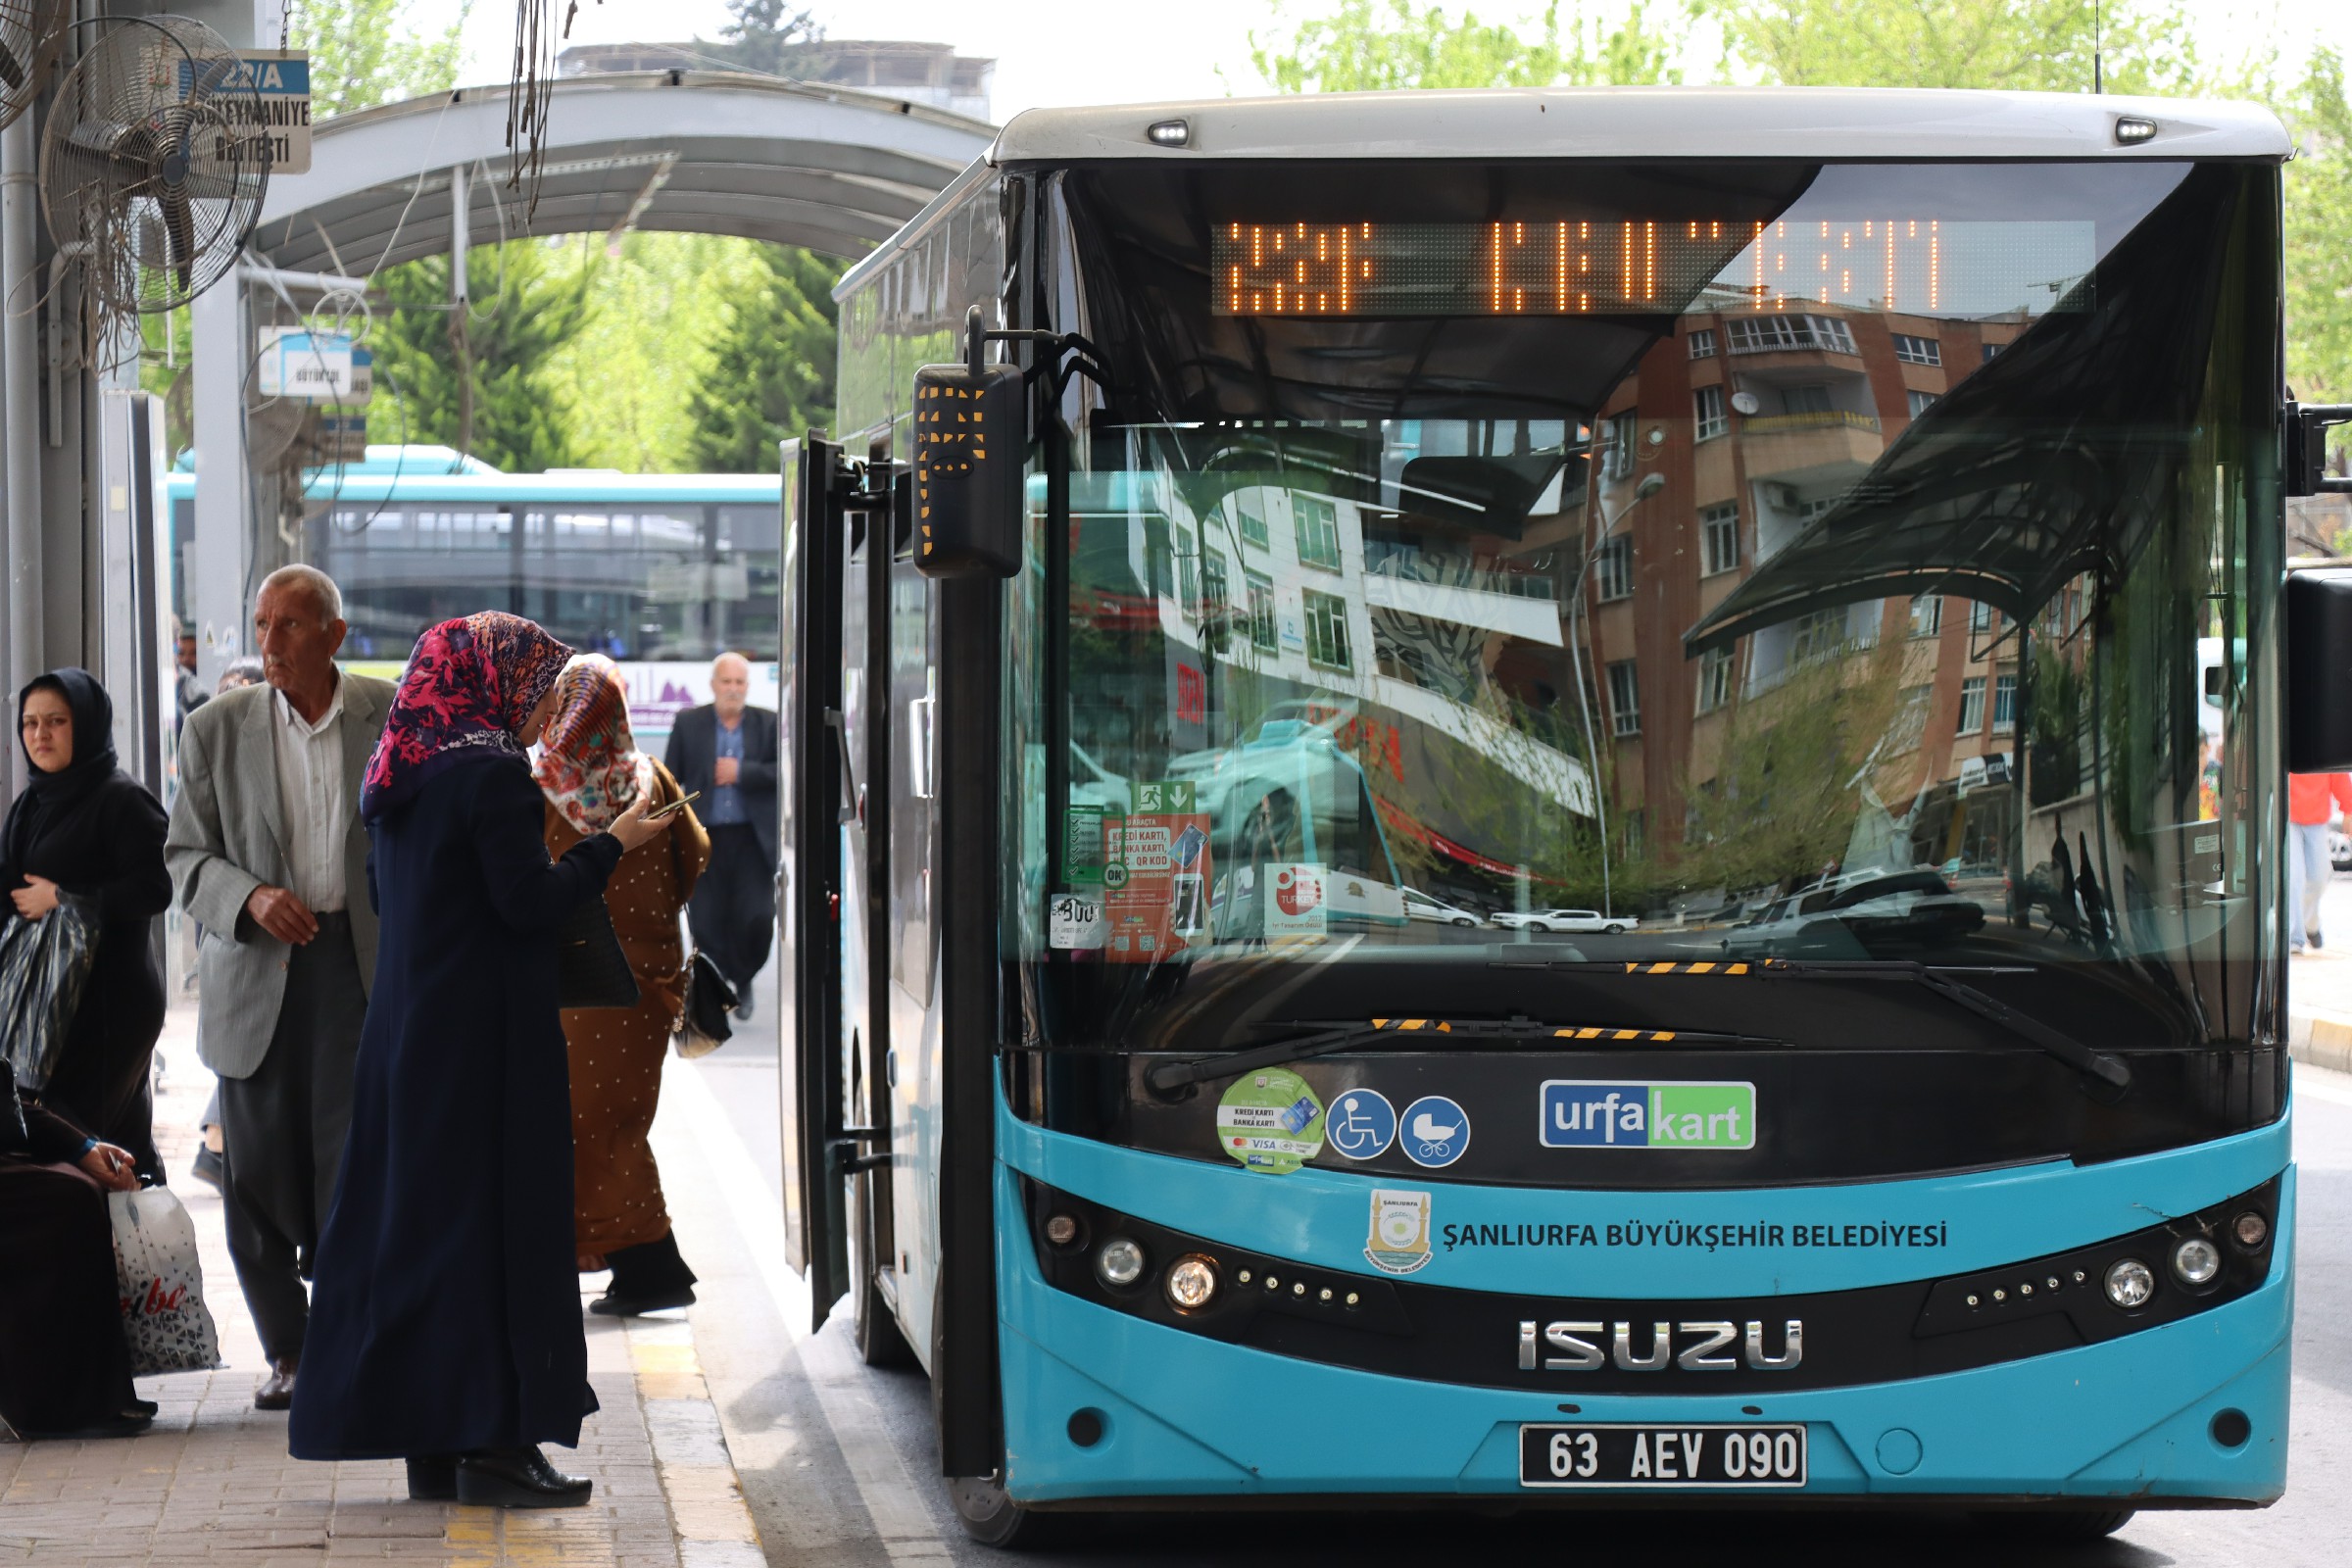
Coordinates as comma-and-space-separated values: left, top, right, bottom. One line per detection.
288, 613, 657, 1508
0, 669, 172, 1178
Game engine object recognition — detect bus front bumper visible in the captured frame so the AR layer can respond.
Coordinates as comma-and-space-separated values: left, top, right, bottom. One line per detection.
993, 1163, 2294, 1508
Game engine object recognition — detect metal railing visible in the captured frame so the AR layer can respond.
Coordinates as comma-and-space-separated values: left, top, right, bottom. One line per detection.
1740, 410, 1883, 436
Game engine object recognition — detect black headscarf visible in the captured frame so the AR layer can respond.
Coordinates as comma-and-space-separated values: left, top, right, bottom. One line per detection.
1, 668, 122, 890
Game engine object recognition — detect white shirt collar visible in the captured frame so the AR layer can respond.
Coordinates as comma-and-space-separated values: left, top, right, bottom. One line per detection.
274, 671, 345, 738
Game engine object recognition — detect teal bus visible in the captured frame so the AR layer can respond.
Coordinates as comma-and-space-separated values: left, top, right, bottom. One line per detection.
778, 86, 2352, 1545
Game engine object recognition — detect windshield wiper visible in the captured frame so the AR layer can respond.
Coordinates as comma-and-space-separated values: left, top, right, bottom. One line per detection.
1146, 1016, 1785, 1094
1756, 958, 2132, 1094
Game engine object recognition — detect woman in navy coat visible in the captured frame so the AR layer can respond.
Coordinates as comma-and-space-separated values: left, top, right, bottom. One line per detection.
288, 613, 659, 1507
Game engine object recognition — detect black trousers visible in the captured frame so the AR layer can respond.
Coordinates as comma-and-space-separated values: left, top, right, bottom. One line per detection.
219, 915, 364, 1366
688, 822, 774, 991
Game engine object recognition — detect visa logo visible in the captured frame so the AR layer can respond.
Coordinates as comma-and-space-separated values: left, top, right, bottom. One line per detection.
1539, 1080, 1756, 1150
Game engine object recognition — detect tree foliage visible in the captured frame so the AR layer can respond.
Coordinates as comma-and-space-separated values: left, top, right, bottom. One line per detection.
682, 247, 845, 472
368, 240, 593, 471
708, 0, 827, 77
2281, 50, 2352, 408
1250, 0, 1686, 92
1698, 0, 2206, 95
288, 0, 469, 118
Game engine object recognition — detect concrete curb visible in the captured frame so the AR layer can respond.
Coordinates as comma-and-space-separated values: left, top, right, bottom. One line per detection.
2289, 1008, 2352, 1074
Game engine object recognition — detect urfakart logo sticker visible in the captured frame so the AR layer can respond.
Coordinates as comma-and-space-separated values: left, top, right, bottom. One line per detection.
1366, 1189, 1433, 1275
1540, 1080, 1755, 1150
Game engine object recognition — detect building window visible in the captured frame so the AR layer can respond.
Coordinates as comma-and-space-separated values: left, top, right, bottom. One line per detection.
1245, 570, 1276, 652
1202, 552, 1229, 626
1694, 385, 1729, 441
1695, 646, 1735, 712
1956, 675, 1986, 734
1982, 340, 2004, 363
1909, 594, 1942, 639
1173, 525, 1200, 611
1969, 599, 1993, 633
1889, 684, 1932, 754
1303, 588, 1351, 670
1725, 314, 1857, 356
1892, 333, 1942, 366
1701, 503, 1740, 576
1236, 493, 1269, 550
1621, 808, 1644, 854
1594, 535, 1634, 602
1907, 389, 1939, 419
1689, 328, 1717, 360
1789, 607, 1846, 662
1293, 495, 1342, 571
1607, 660, 1642, 736
1783, 383, 1834, 416
1992, 671, 2018, 734
1601, 411, 1637, 480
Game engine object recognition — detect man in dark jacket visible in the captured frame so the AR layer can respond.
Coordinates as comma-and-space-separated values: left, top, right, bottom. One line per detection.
663, 652, 778, 1017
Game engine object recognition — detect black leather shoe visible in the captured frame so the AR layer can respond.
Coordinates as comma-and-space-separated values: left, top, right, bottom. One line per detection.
455, 1446, 593, 1508
254, 1359, 297, 1410
733, 993, 755, 1022
407, 1454, 459, 1501
588, 1284, 696, 1317
188, 1146, 223, 1193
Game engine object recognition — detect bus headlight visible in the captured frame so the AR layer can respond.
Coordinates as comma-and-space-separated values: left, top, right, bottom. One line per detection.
1164, 1254, 1218, 1312
1096, 1237, 1147, 1289
2172, 1236, 2222, 1286
2104, 1257, 2156, 1308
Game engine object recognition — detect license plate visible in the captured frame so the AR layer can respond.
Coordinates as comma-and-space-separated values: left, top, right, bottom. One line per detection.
1518, 1423, 1807, 1488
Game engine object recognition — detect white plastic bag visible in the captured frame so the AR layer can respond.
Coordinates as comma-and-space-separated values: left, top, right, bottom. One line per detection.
108, 1189, 224, 1375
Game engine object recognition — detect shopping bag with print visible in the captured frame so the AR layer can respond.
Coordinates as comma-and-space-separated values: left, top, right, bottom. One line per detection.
108, 1188, 224, 1375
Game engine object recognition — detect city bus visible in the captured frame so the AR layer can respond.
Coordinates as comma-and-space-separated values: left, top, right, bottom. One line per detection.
777, 86, 2352, 1545
166, 450, 785, 744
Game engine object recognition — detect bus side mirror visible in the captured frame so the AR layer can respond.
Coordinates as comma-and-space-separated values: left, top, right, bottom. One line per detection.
2287, 569, 2352, 770
911, 362, 1025, 578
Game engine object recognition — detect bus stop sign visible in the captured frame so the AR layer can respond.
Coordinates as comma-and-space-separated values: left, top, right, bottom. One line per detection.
911, 362, 1024, 578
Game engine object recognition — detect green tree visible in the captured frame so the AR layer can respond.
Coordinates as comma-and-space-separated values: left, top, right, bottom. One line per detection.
682, 247, 844, 472
1250, 0, 1686, 92
708, 0, 826, 77
288, 0, 469, 117
1699, 0, 2206, 94
368, 240, 593, 471
2282, 50, 2352, 409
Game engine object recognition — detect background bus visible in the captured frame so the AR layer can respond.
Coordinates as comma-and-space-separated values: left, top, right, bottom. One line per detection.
167, 448, 784, 745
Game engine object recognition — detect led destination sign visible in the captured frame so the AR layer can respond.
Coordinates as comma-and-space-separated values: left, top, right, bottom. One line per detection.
1211, 218, 2094, 318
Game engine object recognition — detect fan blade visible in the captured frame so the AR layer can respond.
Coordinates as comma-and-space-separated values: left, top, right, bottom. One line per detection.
1, 41, 26, 94
161, 188, 193, 294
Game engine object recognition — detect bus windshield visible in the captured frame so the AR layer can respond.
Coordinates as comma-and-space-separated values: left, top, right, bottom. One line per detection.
1011, 157, 2279, 1052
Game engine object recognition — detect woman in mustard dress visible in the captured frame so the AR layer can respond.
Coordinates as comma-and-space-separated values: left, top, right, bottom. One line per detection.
535, 656, 710, 1315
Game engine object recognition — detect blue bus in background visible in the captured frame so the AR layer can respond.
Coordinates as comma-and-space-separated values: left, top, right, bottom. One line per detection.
168, 448, 784, 742
779, 86, 2349, 1547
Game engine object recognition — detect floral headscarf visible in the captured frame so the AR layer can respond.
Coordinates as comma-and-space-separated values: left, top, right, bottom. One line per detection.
532, 655, 652, 836
361, 612, 574, 821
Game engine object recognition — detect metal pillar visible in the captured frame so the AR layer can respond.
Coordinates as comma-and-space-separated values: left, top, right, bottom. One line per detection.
1, 111, 39, 801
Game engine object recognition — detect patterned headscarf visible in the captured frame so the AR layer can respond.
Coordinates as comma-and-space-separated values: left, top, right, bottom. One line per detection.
532, 655, 651, 836
361, 612, 574, 821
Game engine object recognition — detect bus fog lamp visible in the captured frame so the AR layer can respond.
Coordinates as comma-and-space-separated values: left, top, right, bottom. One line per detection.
1164, 1254, 1218, 1311
1096, 1238, 1146, 1289
2172, 1236, 2221, 1286
1044, 1214, 1079, 1248
2232, 1211, 2268, 1248
2104, 1257, 2156, 1308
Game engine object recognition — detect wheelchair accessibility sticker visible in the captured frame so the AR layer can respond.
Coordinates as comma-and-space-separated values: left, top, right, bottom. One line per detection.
1324, 1089, 1396, 1160
1399, 1095, 1471, 1168
1366, 1188, 1433, 1275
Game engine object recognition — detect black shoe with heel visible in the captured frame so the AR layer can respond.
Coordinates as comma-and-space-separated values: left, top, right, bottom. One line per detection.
406, 1454, 459, 1500
589, 1231, 698, 1317
455, 1446, 593, 1508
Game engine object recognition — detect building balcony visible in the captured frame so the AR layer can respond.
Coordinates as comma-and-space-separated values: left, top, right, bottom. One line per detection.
1740, 411, 1885, 487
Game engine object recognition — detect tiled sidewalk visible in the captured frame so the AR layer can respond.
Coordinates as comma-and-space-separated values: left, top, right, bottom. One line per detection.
0, 1007, 763, 1567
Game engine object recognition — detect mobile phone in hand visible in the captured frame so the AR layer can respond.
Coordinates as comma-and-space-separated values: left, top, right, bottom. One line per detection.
648, 790, 703, 823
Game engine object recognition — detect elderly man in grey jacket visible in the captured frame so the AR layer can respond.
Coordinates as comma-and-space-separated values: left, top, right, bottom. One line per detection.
165, 565, 394, 1411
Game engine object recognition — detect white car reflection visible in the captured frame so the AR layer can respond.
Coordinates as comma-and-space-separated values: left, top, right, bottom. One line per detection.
1489, 907, 1639, 936
1401, 889, 1485, 927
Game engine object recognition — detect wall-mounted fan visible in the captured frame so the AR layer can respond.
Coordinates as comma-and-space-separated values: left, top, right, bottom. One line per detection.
0, 0, 68, 129
38, 15, 268, 323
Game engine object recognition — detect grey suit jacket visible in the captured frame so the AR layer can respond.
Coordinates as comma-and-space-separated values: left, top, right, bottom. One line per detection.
165, 674, 396, 1079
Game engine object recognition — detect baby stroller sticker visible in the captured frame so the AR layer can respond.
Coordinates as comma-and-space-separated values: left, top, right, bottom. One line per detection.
1365, 1189, 1433, 1276
1399, 1095, 1471, 1168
